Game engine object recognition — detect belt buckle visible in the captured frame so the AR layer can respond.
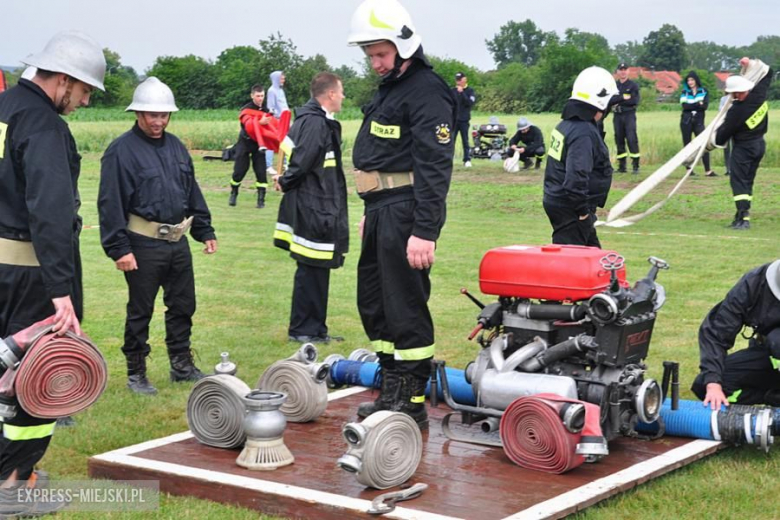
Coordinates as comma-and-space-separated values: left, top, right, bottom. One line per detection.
156, 223, 178, 242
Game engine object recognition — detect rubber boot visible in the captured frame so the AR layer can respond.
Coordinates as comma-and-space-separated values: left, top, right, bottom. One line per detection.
228, 184, 239, 206
256, 187, 266, 209
535, 157, 543, 169
631, 157, 640, 174
522, 158, 533, 170
126, 353, 157, 395
357, 366, 400, 418
731, 210, 750, 230
617, 157, 627, 173
393, 372, 429, 430
169, 349, 206, 382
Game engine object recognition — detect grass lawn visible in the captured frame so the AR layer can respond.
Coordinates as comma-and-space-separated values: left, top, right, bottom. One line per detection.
40, 113, 780, 518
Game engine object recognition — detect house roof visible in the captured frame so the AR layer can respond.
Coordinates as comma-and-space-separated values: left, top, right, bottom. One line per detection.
615, 67, 682, 95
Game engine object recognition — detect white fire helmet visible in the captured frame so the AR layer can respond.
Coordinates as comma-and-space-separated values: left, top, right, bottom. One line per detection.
725, 75, 755, 93
569, 66, 619, 111
126, 77, 179, 113
22, 31, 106, 91
347, 0, 422, 59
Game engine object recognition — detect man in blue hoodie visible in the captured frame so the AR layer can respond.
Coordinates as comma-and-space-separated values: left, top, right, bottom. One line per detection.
266, 71, 289, 175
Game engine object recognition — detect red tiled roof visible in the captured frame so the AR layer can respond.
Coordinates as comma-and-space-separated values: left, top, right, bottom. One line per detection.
614, 67, 682, 94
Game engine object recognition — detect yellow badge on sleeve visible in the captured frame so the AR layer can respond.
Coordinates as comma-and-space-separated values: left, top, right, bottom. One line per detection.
0, 122, 7, 159
435, 123, 451, 144
622, 93, 631, 100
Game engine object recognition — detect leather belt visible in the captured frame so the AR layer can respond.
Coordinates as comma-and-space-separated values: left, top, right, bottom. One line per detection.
127, 214, 193, 242
0, 238, 39, 267
353, 170, 414, 194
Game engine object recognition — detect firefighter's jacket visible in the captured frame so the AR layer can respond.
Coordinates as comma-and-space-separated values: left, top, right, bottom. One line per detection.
543, 102, 613, 216
352, 54, 456, 242
0, 79, 81, 299
273, 99, 348, 269
716, 67, 773, 146
98, 124, 216, 261
509, 125, 545, 152
698, 264, 780, 386
612, 79, 640, 113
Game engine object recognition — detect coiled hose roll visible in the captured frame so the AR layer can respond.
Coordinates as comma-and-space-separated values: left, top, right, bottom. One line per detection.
257, 360, 328, 423
187, 375, 251, 448
15, 331, 107, 419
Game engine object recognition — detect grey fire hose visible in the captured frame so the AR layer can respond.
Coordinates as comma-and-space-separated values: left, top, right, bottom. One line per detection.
186, 374, 251, 448
337, 411, 423, 489
256, 344, 329, 423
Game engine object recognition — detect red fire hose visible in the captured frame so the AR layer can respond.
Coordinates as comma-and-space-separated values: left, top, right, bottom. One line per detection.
499, 393, 604, 474
14, 331, 107, 419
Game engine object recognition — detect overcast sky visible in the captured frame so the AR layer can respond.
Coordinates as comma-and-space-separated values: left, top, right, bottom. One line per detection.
2, 0, 777, 74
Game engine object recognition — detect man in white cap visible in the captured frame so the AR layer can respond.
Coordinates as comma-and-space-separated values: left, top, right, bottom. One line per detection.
543, 66, 618, 247
348, 0, 456, 430
692, 260, 780, 414
712, 57, 773, 230
0, 29, 105, 509
98, 78, 217, 395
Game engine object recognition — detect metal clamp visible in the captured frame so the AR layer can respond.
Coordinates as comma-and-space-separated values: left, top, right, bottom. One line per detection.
367, 483, 428, 515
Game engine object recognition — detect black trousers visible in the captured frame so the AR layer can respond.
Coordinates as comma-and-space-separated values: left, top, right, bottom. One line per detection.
358, 198, 433, 378
729, 138, 765, 212
691, 344, 780, 405
543, 203, 601, 248
613, 112, 640, 158
680, 113, 710, 171
723, 140, 732, 174
122, 237, 195, 357
455, 121, 471, 162
0, 262, 78, 480
231, 138, 268, 187
515, 146, 546, 161
288, 262, 330, 338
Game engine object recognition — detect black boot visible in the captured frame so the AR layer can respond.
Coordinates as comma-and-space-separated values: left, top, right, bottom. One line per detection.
126, 353, 157, 395
228, 184, 239, 206
357, 366, 400, 418
631, 157, 640, 174
522, 158, 533, 170
256, 187, 266, 209
617, 157, 627, 173
393, 372, 429, 430
731, 210, 750, 230
169, 349, 205, 382
535, 157, 543, 169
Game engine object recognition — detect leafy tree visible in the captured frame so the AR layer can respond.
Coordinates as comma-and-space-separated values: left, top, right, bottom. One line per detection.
91, 48, 138, 107
614, 41, 644, 67
147, 55, 220, 109
287, 53, 331, 105
563, 29, 610, 54
478, 62, 532, 114
255, 34, 304, 107
638, 24, 687, 72
486, 20, 556, 68
745, 35, 780, 68
686, 41, 740, 71
215, 46, 263, 109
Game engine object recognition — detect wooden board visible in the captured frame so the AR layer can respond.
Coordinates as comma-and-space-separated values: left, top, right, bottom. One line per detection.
89, 386, 724, 519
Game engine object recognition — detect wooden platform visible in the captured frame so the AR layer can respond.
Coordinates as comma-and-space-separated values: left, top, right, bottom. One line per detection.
89, 387, 723, 519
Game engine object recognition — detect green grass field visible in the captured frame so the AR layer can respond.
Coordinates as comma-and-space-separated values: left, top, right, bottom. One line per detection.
40, 111, 780, 518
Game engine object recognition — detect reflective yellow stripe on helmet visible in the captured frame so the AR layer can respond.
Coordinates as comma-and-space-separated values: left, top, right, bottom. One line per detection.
2, 422, 56, 441
394, 344, 435, 361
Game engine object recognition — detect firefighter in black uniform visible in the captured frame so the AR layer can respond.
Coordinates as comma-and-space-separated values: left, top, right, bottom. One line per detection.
347, 0, 456, 430
612, 63, 641, 173
0, 30, 105, 498
453, 72, 476, 167
691, 261, 780, 411
98, 78, 216, 395
273, 72, 348, 343
543, 66, 618, 248
712, 57, 772, 230
229, 84, 270, 208
508, 117, 545, 169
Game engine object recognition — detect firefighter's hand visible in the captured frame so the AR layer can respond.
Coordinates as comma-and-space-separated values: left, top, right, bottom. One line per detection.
358, 215, 365, 240
203, 239, 218, 254
259, 115, 272, 126
115, 253, 138, 272
407, 235, 435, 270
703, 382, 729, 410
273, 174, 282, 192
739, 57, 750, 69
51, 296, 82, 337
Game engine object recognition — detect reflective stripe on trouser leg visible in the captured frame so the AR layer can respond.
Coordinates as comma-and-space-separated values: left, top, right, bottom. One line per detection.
371, 340, 395, 355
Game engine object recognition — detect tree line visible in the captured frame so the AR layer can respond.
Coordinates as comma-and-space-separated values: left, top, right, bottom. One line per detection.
5, 24, 779, 114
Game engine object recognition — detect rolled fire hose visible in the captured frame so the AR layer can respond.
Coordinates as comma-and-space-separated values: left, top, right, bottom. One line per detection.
187, 374, 251, 448
14, 331, 107, 419
500, 393, 607, 474
337, 411, 423, 489
257, 355, 329, 423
